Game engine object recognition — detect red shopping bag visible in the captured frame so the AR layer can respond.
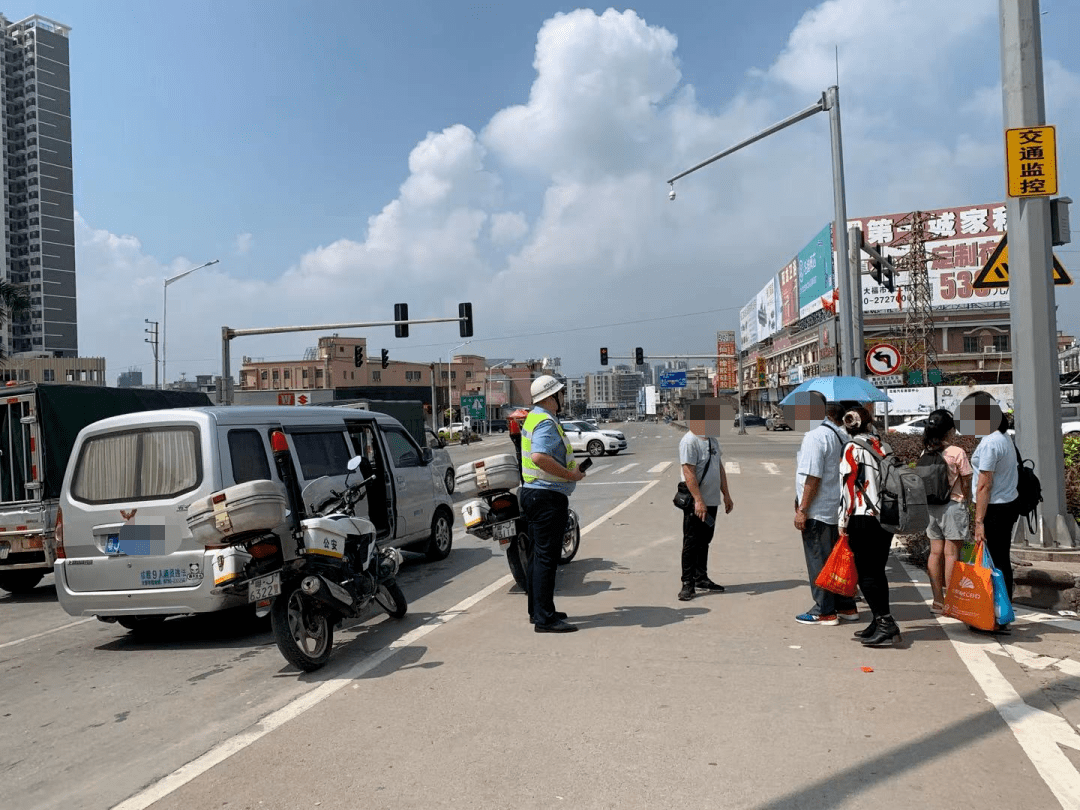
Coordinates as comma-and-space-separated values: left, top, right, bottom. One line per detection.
815, 534, 857, 597
942, 540, 996, 631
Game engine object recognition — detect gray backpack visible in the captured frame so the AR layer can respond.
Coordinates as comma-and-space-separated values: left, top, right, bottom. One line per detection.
850, 437, 930, 535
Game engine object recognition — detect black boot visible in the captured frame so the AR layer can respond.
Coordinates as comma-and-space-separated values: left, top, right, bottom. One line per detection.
852, 616, 879, 639
861, 614, 901, 647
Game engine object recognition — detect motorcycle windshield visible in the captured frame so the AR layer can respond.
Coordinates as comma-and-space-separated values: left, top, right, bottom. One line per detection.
301, 476, 340, 515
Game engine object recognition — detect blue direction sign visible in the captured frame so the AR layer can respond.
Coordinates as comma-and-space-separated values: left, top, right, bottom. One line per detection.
659, 371, 687, 389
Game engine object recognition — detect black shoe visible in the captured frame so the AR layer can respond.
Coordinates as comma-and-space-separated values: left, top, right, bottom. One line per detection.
852, 617, 879, 639
695, 579, 725, 592
534, 620, 578, 633
530, 611, 568, 625
678, 584, 695, 601
861, 615, 902, 647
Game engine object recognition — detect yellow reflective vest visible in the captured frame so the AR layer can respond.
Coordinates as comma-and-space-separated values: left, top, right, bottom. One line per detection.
520, 408, 576, 485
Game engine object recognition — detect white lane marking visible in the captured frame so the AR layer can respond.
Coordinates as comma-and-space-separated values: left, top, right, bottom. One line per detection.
589, 463, 611, 475
647, 462, 672, 474
612, 463, 638, 475
995, 644, 1080, 679
112, 575, 513, 810
114, 480, 659, 810
0, 617, 94, 650
898, 557, 1080, 806
762, 462, 781, 475
724, 461, 740, 474
580, 479, 661, 536
578, 480, 656, 486
622, 535, 677, 558
1013, 608, 1080, 634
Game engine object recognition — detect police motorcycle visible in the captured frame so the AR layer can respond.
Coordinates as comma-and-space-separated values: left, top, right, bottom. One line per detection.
188, 430, 406, 672
459, 474, 581, 589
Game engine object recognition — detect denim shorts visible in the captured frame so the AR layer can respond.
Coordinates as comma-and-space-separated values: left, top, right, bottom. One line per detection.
926, 499, 970, 541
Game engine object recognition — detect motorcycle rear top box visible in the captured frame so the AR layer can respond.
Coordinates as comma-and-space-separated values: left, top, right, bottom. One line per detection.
186, 480, 287, 545
454, 454, 520, 496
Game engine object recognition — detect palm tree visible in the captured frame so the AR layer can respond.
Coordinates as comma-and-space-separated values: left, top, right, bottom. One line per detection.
0, 279, 31, 362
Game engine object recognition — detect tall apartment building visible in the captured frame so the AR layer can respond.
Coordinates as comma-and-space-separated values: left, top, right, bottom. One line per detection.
2, 14, 76, 357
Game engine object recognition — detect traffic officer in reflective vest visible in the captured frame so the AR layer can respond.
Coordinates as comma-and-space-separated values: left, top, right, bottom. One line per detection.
520, 374, 585, 633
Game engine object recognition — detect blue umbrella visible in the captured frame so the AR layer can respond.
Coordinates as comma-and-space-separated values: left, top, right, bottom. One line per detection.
780, 376, 892, 405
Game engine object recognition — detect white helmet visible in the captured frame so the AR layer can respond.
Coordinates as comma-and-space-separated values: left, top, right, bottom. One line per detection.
531, 374, 565, 404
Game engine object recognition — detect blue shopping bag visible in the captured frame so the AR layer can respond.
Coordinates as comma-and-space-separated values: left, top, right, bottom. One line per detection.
981, 543, 1016, 625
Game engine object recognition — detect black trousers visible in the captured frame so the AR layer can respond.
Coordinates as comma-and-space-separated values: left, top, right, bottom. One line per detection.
520, 488, 569, 626
681, 507, 718, 584
984, 500, 1019, 600
846, 515, 894, 617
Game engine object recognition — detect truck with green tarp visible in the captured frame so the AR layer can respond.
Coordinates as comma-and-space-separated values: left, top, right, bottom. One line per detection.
0, 384, 210, 593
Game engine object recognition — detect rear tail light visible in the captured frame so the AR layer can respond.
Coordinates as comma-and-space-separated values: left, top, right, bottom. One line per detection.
491, 496, 514, 511
248, 541, 278, 559
54, 507, 65, 559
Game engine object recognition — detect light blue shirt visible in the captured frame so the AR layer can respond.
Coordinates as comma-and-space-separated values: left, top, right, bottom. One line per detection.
522, 407, 576, 496
971, 430, 1019, 504
795, 420, 848, 525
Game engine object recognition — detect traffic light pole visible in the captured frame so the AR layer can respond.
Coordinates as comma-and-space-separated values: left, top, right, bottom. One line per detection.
220, 315, 465, 405
1000, 0, 1076, 547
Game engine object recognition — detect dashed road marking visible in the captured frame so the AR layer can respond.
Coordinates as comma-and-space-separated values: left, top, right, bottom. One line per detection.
724, 461, 741, 474
647, 461, 672, 474
762, 462, 781, 475
0, 618, 95, 650
612, 463, 638, 475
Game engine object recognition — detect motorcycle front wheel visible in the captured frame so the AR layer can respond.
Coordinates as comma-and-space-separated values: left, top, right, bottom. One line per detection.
271, 584, 334, 672
375, 581, 408, 619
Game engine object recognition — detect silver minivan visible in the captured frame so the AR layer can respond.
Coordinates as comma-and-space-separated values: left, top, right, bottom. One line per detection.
54, 406, 455, 625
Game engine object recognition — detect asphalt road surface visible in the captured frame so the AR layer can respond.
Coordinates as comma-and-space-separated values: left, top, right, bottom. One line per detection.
3, 422, 1079, 809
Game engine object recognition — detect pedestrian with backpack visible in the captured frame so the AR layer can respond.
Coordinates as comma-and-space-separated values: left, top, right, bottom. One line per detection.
839, 406, 902, 647
918, 410, 973, 615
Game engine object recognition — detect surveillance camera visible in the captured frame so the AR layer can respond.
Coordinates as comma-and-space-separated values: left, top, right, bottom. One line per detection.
668, 188, 676, 201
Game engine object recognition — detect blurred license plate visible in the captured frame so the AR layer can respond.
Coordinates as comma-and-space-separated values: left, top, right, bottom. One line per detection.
248, 573, 280, 603
493, 521, 516, 545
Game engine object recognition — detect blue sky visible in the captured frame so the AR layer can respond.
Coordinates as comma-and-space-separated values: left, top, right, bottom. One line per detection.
6, 0, 1079, 382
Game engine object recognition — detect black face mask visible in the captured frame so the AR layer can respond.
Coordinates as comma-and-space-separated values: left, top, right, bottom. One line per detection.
552, 393, 563, 414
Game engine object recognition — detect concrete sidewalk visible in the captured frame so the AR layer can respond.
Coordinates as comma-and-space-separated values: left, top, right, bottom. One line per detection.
139, 450, 1067, 810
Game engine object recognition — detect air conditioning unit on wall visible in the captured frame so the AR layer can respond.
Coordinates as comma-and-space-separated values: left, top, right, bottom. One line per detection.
983, 346, 997, 354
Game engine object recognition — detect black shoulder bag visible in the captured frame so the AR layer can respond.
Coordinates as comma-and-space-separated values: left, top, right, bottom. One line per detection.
674, 439, 714, 512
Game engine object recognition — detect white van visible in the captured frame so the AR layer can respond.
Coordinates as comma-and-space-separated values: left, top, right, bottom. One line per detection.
54, 406, 455, 626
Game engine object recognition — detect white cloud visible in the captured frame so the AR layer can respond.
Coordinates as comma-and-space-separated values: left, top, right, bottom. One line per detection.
234, 232, 253, 255
74, 3, 1080, 383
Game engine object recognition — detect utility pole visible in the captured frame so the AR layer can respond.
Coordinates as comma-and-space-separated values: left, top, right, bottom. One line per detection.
1000, 0, 1076, 547
892, 212, 939, 385
144, 319, 159, 389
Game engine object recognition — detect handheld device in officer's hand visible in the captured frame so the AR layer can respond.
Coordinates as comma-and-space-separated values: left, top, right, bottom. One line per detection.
578, 457, 593, 473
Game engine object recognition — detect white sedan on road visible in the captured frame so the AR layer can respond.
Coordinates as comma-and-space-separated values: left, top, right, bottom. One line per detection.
560, 421, 627, 456
887, 415, 932, 435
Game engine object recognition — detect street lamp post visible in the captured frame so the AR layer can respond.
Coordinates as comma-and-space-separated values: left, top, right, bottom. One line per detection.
163, 259, 219, 388
446, 340, 471, 432
485, 359, 511, 433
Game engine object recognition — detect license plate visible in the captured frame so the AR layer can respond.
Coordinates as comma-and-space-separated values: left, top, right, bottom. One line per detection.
105, 534, 120, 554
248, 573, 281, 603
493, 521, 516, 545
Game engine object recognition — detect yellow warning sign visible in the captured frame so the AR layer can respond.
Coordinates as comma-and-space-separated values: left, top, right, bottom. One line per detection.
972, 235, 1073, 289
1005, 125, 1057, 197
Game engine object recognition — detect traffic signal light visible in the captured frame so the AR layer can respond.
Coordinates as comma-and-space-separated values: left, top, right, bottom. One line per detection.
394, 303, 409, 338
354, 345, 364, 367
635, 347, 644, 365
458, 302, 473, 338
381, 349, 389, 369
600, 347, 608, 366
868, 245, 894, 292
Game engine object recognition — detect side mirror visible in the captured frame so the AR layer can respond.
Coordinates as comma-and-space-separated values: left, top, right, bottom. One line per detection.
347, 456, 363, 472
422, 447, 434, 464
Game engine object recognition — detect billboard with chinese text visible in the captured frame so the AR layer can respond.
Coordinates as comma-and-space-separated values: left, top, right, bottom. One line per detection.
739, 300, 758, 350
716, 330, 737, 390
798, 223, 835, 319
755, 277, 779, 342
779, 259, 799, 327
854, 203, 1011, 313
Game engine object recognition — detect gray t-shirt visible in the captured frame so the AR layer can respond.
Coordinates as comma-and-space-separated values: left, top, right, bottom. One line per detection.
795, 420, 847, 524
679, 432, 723, 506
